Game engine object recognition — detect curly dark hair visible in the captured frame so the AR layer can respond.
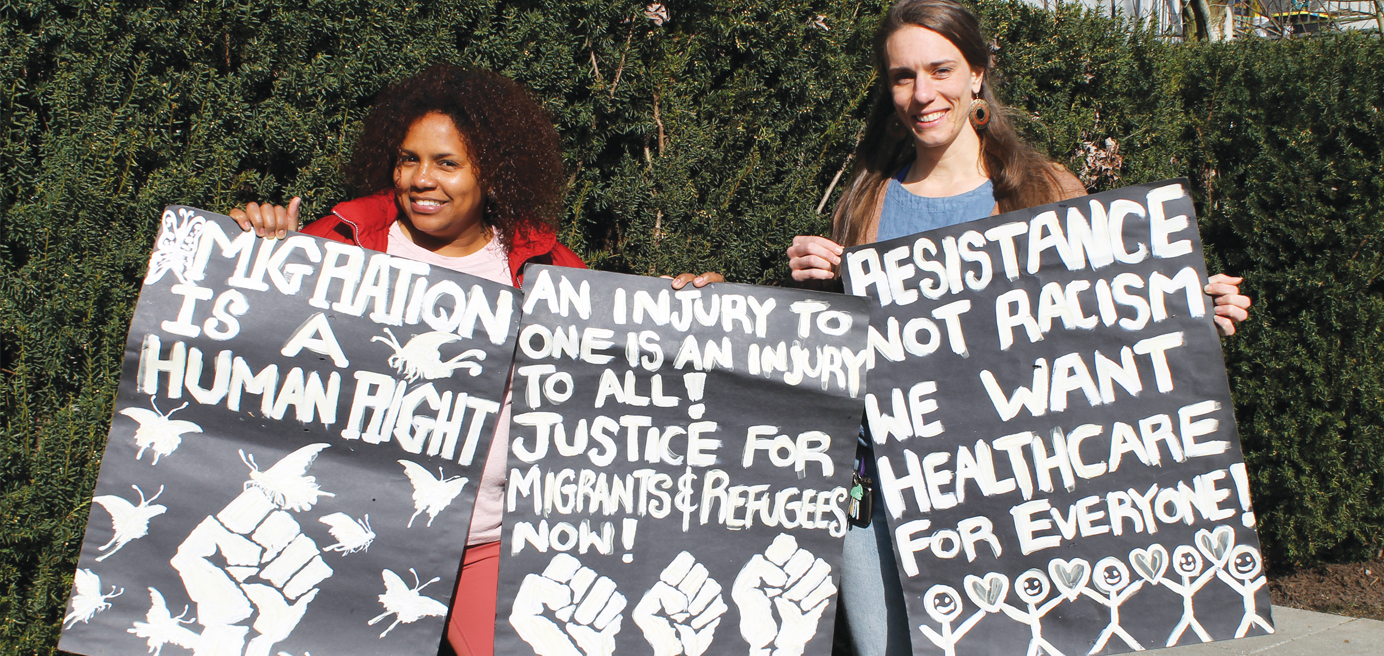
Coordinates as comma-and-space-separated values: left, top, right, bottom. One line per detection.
344, 64, 565, 250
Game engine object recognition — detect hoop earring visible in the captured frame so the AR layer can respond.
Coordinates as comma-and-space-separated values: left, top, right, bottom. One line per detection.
969, 97, 991, 131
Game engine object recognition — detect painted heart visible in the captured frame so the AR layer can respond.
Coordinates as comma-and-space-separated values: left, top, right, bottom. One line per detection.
1048, 558, 1090, 600
963, 572, 1008, 613
1129, 544, 1168, 585
1195, 525, 1235, 568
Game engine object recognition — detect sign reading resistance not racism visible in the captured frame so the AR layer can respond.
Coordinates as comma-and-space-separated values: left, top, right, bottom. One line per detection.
60, 207, 517, 656
494, 266, 870, 656
843, 180, 1271, 655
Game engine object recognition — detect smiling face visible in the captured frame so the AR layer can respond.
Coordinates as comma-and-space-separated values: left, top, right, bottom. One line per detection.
1231, 546, 1262, 579
1094, 557, 1129, 593
1173, 546, 1203, 577
1016, 570, 1050, 604
925, 585, 962, 623
885, 25, 984, 156
393, 112, 489, 257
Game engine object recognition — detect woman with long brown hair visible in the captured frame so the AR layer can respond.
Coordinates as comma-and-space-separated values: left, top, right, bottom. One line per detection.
785, 1, 1250, 653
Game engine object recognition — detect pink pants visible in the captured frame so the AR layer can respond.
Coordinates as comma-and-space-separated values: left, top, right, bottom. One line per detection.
447, 540, 501, 656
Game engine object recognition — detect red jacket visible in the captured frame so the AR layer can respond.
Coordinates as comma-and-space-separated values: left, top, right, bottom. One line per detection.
301, 190, 586, 286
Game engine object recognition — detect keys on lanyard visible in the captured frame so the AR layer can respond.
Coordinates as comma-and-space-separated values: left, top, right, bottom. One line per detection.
847, 447, 873, 528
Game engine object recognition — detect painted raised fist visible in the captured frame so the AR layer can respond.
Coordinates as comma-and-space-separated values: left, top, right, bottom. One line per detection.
510, 553, 627, 656
634, 551, 728, 656
731, 534, 837, 656
151, 444, 336, 656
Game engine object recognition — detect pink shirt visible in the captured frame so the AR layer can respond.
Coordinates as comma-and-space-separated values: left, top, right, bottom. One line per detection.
387, 223, 512, 545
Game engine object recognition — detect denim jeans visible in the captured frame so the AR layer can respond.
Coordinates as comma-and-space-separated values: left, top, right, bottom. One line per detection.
838, 442, 913, 656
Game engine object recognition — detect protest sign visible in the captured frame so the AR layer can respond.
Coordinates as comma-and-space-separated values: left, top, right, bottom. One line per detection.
842, 180, 1271, 655
59, 206, 518, 656
494, 266, 869, 656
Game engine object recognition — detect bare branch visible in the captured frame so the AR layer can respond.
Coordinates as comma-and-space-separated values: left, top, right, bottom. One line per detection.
588, 44, 604, 84
816, 153, 853, 215
610, 27, 634, 98
653, 93, 665, 156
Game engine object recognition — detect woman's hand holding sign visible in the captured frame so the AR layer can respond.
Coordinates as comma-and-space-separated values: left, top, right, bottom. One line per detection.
786, 236, 844, 282
230, 198, 301, 240
1205, 274, 1251, 337
665, 272, 726, 289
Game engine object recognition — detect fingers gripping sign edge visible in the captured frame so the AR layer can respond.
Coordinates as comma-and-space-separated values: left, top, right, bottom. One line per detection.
233, 197, 302, 239
787, 236, 843, 281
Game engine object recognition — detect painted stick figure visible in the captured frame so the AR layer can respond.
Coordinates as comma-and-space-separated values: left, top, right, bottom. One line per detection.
1161, 546, 1217, 647
918, 585, 986, 656
1080, 558, 1144, 654
1216, 545, 1273, 638
997, 569, 1067, 656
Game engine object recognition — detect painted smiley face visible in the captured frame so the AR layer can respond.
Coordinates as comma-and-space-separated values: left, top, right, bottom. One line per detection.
1230, 546, 1262, 579
924, 585, 963, 623
1093, 557, 1129, 593
1015, 570, 1050, 604
1173, 546, 1203, 576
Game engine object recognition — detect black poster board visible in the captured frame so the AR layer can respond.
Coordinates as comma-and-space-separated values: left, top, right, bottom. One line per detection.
59, 206, 518, 656
842, 180, 1272, 655
494, 266, 869, 656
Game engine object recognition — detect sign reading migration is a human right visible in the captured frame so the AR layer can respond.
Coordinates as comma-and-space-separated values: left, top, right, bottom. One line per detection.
60, 206, 517, 656
843, 180, 1271, 655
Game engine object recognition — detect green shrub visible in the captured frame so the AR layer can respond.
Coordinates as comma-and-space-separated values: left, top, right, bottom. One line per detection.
2, 0, 1381, 652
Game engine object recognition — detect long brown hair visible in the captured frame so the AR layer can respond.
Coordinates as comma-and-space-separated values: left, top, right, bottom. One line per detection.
832, 0, 1068, 248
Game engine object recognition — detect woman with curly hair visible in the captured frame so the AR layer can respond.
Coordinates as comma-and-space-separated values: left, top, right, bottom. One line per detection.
233, 63, 583, 656
236, 63, 581, 276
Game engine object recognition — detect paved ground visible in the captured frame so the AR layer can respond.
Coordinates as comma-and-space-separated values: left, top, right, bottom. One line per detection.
1158, 606, 1384, 655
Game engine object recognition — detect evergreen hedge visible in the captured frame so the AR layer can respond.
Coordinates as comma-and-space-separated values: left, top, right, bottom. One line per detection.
2, 0, 1381, 652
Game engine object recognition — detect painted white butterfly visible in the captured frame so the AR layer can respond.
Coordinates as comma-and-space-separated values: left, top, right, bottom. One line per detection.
398, 459, 467, 528
372, 328, 486, 382
368, 568, 447, 638
126, 587, 198, 656
240, 443, 335, 512
64, 569, 122, 629
92, 484, 167, 562
119, 399, 202, 465
320, 512, 376, 555
145, 207, 207, 286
